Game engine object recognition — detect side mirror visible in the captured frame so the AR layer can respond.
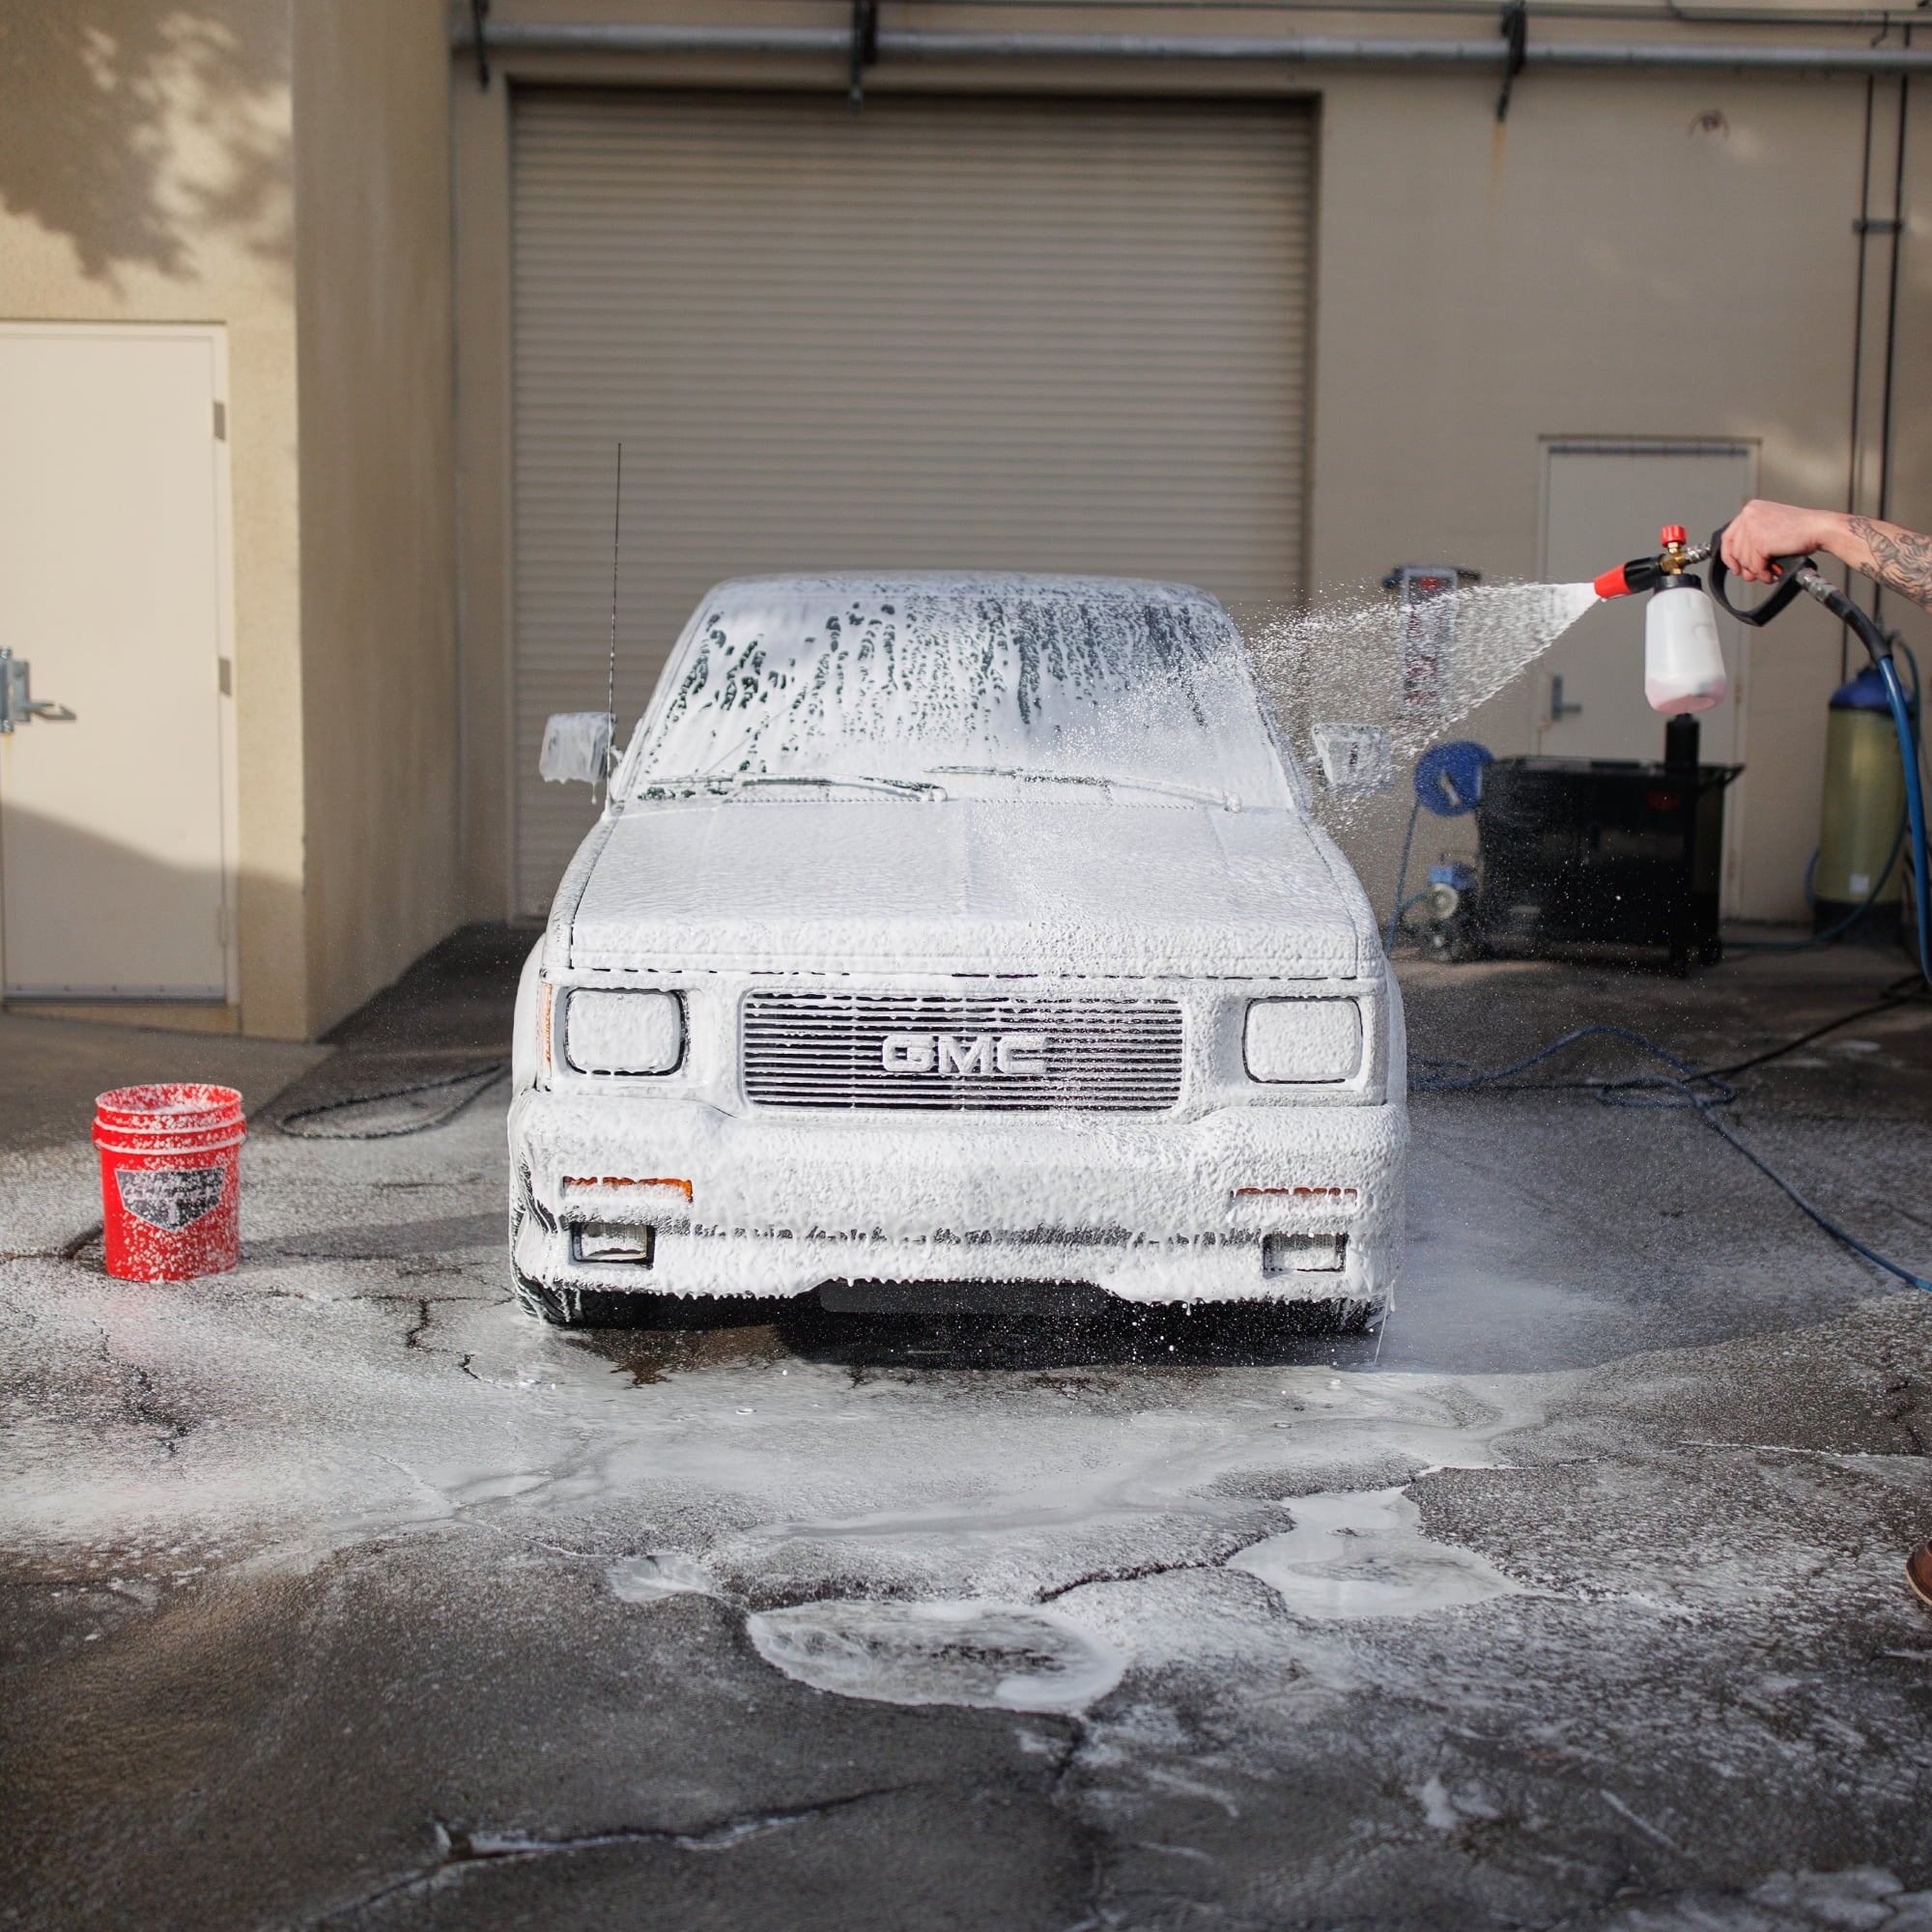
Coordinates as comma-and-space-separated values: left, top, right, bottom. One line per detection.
539, 712, 612, 785
1310, 722, 1393, 794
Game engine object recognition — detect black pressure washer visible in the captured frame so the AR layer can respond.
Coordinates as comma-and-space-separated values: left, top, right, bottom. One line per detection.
1393, 721, 1740, 974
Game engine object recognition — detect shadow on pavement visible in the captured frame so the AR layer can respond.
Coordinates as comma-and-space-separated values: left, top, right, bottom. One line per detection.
577, 1291, 1378, 1378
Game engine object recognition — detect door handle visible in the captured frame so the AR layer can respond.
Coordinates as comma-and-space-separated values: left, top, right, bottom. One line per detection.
0, 651, 76, 733
1548, 673, 1583, 724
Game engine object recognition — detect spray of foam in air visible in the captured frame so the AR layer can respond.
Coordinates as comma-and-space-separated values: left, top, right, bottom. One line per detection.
1244, 581, 1601, 828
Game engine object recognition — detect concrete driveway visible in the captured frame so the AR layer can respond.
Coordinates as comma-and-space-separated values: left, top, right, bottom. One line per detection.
4, 935, 1931, 1931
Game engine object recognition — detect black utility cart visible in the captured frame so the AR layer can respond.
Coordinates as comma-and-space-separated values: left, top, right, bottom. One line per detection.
1472, 718, 1741, 973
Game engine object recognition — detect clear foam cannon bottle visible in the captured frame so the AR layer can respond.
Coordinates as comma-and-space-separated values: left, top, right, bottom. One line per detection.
1643, 526, 1727, 715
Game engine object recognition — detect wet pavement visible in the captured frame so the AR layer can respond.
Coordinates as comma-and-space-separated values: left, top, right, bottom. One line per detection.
4, 930, 1932, 1930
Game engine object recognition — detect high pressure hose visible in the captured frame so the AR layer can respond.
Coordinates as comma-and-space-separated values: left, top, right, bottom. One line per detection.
1876, 652, 1929, 980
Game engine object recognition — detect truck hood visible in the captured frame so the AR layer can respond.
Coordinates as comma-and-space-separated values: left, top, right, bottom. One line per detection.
562, 799, 1368, 980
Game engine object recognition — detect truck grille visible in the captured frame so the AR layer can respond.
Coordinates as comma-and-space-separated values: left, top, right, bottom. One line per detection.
742, 991, 1183, 1112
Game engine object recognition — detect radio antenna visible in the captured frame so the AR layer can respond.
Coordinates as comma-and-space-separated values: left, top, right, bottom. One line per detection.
605, 441, 623, 803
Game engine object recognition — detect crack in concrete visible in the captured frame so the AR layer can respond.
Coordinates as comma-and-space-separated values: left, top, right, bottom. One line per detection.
1880, 1377, 1929, 1457
90, 1321, 190, 1457
1039, 1714, 1122, 1932
1, 1221, 103, 1264
247, 1250, 489, 1264
60, 1221, 103, 1261
1036, 1557, 1224, 1604
309, 1788, 910, 1923
1669, 1437, 1926, 1464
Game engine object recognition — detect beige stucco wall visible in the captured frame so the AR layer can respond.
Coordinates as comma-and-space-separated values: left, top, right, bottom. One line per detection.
1308, 63, 1932, 918
0, 0, 462, 1040
293, 0, 459, 1035
0, 0, 306, 1035
452, 1, 1932, 928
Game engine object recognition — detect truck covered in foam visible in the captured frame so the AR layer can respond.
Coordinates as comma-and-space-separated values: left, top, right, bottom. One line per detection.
509, 573, 1406, 1325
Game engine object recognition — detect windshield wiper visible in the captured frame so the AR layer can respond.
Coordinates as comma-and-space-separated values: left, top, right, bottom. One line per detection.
927, 765, 1238, 811
637, 772, 946, 800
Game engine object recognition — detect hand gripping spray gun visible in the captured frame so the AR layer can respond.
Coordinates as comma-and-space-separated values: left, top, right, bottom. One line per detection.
1595, 524, 1930, 982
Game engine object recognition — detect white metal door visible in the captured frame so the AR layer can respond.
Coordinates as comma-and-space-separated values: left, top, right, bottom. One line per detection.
0, 325, 234, 1000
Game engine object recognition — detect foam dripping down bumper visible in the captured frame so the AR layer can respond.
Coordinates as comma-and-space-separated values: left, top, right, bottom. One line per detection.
509, 1089, 1406, 1308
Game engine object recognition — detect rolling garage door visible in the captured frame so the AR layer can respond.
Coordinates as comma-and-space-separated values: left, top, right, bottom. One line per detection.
511, 88, 1315, 912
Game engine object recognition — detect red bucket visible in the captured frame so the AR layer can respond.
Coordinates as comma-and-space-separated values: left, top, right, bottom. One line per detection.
93, 1084, 246, 1282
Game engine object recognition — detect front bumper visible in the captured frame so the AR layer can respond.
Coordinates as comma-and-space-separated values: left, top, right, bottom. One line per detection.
509, 1090, 1406, 1307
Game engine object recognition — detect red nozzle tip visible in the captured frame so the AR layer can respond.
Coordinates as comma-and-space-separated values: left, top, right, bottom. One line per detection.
1593, 564, 1632, 599
1661, 525, 1687, 546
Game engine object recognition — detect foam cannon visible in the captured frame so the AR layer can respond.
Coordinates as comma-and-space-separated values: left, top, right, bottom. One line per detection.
1591, 525, 1735, 715
1595, 519, 1931, 980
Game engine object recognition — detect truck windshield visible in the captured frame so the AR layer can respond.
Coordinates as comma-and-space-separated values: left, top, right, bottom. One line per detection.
624, 574, 1296, 809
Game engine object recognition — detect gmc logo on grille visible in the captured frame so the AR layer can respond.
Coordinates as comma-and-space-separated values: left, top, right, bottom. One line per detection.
881, 1031, 1045, 1076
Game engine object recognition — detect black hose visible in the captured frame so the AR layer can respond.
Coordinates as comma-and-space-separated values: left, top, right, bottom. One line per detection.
1412, 998, 1932, 1294
277, 1061, 510, 1140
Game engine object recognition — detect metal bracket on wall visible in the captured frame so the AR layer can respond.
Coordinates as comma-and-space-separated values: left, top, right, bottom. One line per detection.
471, 0, 491, 90
0, 651, 75, 733
1495, 0, 1528, 120
850, 0, 880, 108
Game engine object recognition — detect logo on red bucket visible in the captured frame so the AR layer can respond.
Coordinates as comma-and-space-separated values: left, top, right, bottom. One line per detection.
114, 1165, 227, 1232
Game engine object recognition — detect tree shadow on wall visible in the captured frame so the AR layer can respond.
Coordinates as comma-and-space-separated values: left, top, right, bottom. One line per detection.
0, 1, 290, 282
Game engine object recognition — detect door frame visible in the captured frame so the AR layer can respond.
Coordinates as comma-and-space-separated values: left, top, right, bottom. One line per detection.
1536, 436, 1759, 916
0, 320, 240, 1004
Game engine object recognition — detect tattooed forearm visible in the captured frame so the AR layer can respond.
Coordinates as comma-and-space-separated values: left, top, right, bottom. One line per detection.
1846, 516, 1932, 614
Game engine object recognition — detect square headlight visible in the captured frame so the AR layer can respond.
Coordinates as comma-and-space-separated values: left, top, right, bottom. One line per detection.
563, 989, 685, 1075
1243, 999, 1362, 1084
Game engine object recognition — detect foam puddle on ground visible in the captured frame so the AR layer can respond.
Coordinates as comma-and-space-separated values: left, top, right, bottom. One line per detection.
1228, 1487, 1521, 1619
745, 1600, 1127, 1714
729, 1486, 1520, 1712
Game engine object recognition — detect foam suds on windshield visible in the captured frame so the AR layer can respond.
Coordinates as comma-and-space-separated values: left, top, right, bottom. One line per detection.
622, 572, 1300, 808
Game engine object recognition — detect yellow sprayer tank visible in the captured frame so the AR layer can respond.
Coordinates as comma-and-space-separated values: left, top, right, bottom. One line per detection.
1815, 666, 1910, 939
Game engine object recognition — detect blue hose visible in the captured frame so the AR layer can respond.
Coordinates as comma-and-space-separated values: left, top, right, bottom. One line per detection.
1414, 1020, 1932, 1294
1384, 798, 1422, 955
1877, 653, 1930, 983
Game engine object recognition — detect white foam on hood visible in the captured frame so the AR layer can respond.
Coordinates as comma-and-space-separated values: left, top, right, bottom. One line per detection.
562, 796, 1370, 978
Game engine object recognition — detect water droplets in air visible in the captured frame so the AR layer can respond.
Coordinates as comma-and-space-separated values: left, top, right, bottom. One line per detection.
1245, 581, 1600, 831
